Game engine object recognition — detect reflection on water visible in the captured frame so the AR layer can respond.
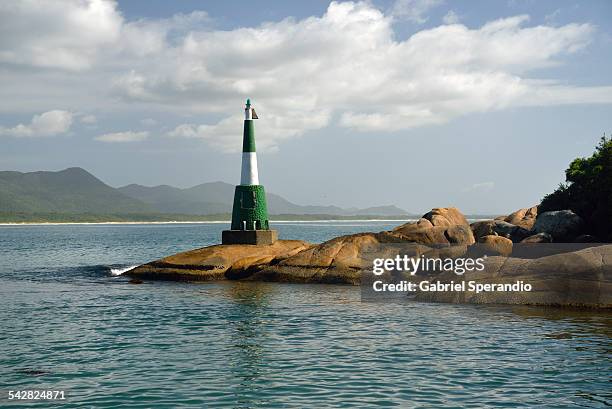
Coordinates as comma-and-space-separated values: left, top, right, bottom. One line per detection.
227, 282, 273, 401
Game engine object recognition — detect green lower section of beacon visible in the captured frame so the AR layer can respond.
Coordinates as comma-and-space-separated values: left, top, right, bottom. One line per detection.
222, 229, 278, 245
230, 185, 270, 231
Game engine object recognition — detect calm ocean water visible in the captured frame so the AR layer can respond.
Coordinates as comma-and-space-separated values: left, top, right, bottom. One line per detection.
1, 222, 610, 408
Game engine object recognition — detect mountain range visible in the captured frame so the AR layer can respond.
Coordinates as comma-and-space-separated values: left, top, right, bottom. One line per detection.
0, 167, 409, 218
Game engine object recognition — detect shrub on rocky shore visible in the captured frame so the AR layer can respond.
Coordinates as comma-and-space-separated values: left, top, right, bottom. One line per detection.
539, 135, 611, 241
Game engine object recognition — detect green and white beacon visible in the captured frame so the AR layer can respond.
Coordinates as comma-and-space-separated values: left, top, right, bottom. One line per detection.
222, 99, 278, 245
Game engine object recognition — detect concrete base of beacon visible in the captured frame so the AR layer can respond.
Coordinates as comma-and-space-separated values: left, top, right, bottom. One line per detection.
222, 230, 278, 245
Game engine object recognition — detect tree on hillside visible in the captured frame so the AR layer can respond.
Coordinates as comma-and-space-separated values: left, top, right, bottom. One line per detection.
540, 134, 612, 241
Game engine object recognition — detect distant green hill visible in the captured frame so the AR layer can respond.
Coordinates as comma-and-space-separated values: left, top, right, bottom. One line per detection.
118, 182, 408, 216
0, 168, 410, 221
0, 167, 149, 214
117, 183, 229, 215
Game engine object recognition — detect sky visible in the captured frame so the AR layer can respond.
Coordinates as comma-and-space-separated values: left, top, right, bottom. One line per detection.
1, 0, 611, 214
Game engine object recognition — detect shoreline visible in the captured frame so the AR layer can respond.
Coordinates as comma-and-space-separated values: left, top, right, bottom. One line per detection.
0, 219, 420, 226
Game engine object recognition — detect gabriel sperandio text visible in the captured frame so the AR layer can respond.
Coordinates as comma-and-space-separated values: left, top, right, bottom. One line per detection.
370, 255, 532, 294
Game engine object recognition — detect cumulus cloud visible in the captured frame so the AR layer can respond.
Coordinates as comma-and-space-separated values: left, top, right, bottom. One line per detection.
0, 0, 122, 70
109, 2, 607, 149
168, 110, 330, 152
0, 110, 73, 137
95, 131, 148, 142
1, 1, 611, 151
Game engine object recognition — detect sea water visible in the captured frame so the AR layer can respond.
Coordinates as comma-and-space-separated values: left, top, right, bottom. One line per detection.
1, 222, 610, 408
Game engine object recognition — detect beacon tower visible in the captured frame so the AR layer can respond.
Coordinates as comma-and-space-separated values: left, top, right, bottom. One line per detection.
222, 99, 277, 245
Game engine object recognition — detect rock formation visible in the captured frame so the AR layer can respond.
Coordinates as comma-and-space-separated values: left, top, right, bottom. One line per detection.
413, 244, 612, 308
128, 240, 310, 281
471, 220, 530, 243
126, 206, 611, 308
477, 235, 513, 256
498, 205, 538, 229
533, 210, 585, 242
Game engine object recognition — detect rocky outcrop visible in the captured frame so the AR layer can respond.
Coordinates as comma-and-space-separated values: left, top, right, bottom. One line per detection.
251, 208, 476, 283
251, 233, 401, 284
126, 206, 611, 308
391, 224, 475, 246
392, 207, 475, 245
478, 235, 513, 256
471, 220, 530, 243
422, 207, 470, 227
128, 207, 476, 283
533, 210, 585, 242
500, 206, 538, 229
413, 244, 612, 308
127, 240, 311, 281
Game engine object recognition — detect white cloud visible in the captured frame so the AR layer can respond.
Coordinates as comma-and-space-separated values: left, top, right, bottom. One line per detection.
80, 114, 97, 124
443, 10, 460, 24
0, 0, 122, 70
0, 110, 73, 137
168, 110, 330, 152
95, 131, 148, 142
1, 1, 611, 151
109, 2, 604, 148
392, 0, 443, 24
464, 182, 495, 192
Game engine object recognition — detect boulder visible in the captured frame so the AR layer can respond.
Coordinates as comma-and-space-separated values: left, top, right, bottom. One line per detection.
502, 206, 538, 229
413, 244, 612, 308
414, 218, 434, 229
470, 220, 530, 243
521, 233, 552, 243
252, 233, 427, 284
478, 235, 513, 256
125, 210, 612, 308
422, 207, 470, 227
392, 224, 475, 246
533, 210, 585, 242
392, 207, 475, 245
127, 240, 311, 281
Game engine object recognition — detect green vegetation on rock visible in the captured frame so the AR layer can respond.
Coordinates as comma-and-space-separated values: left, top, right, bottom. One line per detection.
540, 135, 612, 241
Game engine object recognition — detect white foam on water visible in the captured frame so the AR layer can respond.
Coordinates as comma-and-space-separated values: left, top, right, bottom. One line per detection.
110, 265, 138, 276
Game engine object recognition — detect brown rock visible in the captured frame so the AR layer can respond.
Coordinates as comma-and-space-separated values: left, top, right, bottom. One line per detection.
471, 220, 530, 243
392, 224, 475, 245
127, 240, 311, 281
503, 205, 538, 229
422, 207, 470, 227
414, 244, 612, 308
478, 235, 513, 256
391, 207, 475, 245
471, 220, 496, 240
253, 233, 426, 284
415, 218, 434, 229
